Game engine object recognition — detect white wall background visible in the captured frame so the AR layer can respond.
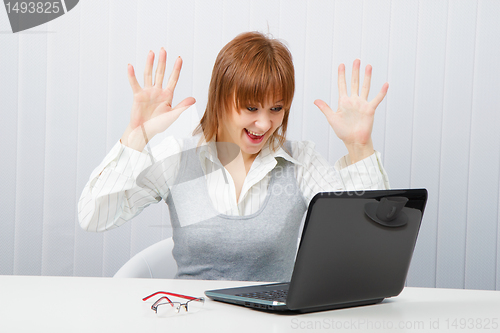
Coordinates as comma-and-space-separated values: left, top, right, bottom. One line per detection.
0, 0, 499, 290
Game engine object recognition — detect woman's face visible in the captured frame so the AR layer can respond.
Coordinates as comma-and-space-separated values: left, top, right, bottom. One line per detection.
217, 99, 285, 161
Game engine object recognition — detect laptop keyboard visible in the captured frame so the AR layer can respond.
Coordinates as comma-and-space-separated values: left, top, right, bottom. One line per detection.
235, 289, 288, 303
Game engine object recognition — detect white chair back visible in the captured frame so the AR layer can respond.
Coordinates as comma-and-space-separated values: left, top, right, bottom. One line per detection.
113, 237, 176, 278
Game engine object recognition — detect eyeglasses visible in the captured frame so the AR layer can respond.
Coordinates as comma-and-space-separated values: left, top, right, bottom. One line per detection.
143, 291, 205, 316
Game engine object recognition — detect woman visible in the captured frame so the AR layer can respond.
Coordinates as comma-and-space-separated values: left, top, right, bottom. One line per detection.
78, 32, 390, 281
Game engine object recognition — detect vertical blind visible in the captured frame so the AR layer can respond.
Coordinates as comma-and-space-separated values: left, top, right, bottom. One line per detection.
0, 0, 499, 290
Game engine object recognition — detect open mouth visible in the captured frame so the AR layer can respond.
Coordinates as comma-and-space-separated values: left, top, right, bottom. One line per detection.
244, 128, 265, 143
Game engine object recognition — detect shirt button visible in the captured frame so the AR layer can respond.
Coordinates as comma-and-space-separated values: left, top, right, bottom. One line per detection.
109, 161, 117, 168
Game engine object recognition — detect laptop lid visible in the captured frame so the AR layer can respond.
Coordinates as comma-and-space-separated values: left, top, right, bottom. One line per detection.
205, 189, 428, 312
286, 188, 428, 311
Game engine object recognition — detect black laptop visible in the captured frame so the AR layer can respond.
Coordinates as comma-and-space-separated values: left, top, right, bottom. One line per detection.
205, 189, 428, 313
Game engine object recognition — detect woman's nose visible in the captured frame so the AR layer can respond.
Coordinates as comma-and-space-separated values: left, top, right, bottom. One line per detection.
255, 111, 271, 131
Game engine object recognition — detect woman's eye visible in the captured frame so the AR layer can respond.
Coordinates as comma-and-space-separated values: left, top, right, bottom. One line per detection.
271, 106, 283, 112
247, 107, 258, 112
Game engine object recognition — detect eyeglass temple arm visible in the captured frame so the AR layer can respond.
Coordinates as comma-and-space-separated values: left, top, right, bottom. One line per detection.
142, 291, 198, 302
151, 296, 176, 309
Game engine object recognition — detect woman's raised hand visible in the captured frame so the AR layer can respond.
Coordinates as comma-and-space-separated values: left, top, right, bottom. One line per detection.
121, 48, 196, 151
314, 59, 388, 164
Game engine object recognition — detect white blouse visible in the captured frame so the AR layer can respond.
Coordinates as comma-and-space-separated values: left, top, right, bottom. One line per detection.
78, 135, 390, 232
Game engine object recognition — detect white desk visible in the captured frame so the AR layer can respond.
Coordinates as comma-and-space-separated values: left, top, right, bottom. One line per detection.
0, 275, 499, 333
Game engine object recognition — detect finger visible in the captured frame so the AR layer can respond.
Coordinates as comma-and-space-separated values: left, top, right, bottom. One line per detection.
351, 59, 360, 96
338, 64, 348, 97
127, 64, 141, 94
173, 97, 196, 109
314, 99, 335, 122
360, 65, 372, 100
165, 56, 182, 93
154, 48, 167, 88
369, 82, 389, 109
144, 50, 154, 88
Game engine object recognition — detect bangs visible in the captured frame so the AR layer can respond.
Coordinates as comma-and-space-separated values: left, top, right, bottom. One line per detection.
232, 55, 294, 111
225, 37, 295, 112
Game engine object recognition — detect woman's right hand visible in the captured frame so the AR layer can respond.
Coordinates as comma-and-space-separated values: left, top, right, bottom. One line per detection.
121, 48, 196, 151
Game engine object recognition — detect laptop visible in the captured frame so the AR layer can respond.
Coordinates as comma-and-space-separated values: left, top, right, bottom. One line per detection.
205, 189, 428, 313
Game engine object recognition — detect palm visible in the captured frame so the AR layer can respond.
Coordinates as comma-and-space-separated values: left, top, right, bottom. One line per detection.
332, 95, 375, 146
315, 60, 388, 147
130, 85, 174, 128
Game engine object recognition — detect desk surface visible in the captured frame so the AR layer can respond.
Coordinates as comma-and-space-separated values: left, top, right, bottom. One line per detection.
1, 275, 499, 333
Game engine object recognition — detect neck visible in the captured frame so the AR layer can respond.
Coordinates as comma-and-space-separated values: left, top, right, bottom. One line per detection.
215, 136, 258, 175
240, 151, 258, 173
218, 145, 257, 173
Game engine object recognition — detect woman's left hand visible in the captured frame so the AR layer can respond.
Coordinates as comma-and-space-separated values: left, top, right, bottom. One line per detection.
314, 59, 388, 163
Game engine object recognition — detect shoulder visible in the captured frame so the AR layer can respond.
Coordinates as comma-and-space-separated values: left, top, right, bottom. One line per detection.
150, 136, 184, 160
271, 140, 322, 169
152, 134, 204, 149
286, 140, 318, 162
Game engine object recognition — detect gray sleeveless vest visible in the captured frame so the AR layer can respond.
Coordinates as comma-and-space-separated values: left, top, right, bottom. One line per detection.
166, 137, 307, 282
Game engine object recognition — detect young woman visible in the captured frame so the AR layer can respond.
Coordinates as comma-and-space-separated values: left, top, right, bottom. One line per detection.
78, 32, 390, 282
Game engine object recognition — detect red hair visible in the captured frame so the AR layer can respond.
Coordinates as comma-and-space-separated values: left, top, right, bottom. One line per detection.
193, 31, 295, 150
